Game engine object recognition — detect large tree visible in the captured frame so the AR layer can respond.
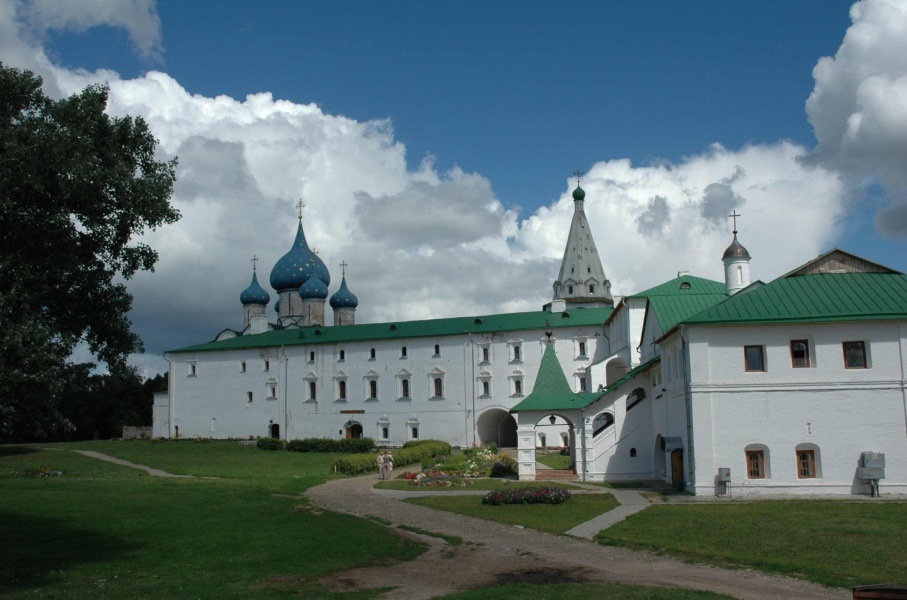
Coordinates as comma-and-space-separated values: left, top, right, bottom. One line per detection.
0, 64, 178, 441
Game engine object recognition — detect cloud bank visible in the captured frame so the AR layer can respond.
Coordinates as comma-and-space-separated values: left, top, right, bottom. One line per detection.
7, 0, 907, 376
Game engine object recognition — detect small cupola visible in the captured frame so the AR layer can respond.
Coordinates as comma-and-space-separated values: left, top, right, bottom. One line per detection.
722, 211, 751, 296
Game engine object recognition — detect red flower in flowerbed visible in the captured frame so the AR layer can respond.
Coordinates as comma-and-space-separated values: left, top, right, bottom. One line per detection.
397, 472, 418, 480
482, 486, 571, 505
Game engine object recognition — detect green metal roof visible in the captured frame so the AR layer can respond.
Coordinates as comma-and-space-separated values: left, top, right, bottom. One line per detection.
510, 355, 661, 413
606, 275, 725, 325
647, 293, 728, 332
633, 275, 726, 298
509, 343, 588, 412
170, 306, 613, 354
684, 273, 907, 325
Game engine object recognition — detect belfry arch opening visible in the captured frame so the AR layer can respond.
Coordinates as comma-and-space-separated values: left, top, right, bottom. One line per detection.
477, 408, 517, 447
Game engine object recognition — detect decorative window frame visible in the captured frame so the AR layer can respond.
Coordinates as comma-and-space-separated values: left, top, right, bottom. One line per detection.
187, 361, 198, 377
396, 369, 412, 401
428, 367, 446, 399
406, 416, 421, 441
377, 414, 391, 442
574, 368, 588, 393
477, 370, 492, 398
304, 372, 318, 402
333, 371, 348, 402
574, 334, 589, 360
507, 338, 523, 364
364, 370, 380, 401
478, 343, 491, 365
508, 370, 524, 397
266, 378, 278, 400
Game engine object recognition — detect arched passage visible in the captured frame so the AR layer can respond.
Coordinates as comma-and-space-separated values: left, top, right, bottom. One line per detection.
534, 413, 576, 468
345, 421, 363, 439
605, 356, 630, 387
477, 408, 517, 447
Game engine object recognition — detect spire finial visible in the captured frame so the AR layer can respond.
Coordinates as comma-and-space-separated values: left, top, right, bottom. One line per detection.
729, 210, 741, 235
545, 320, 553, 343
340, 260, 348, 276
572, 170, 585, 188
250, 254, 259, 272
296, 199, 305, 221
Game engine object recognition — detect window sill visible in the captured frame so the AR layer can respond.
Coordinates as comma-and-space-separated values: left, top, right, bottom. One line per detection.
333, 398, 348, 403
266, 396, 278, 401
397, 397, 411, 402
509, 360, 523, 365
187, 374, 197, 378
429, 395, 445, 401
365, 397, 379, 402
510, 393, 524, 398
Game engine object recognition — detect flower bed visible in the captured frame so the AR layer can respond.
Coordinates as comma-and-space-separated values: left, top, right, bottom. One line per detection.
482, 486, 571, 505
399, 446, 517, 486
412, 469, 473, 487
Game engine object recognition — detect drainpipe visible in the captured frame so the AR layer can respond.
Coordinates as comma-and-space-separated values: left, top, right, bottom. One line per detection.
164, 353, 173, 438
680, 325, 695, 490
580, 407, 587, 482
470, 339, 477, 446
281, 346, 288, 440
899, 322, 906, 444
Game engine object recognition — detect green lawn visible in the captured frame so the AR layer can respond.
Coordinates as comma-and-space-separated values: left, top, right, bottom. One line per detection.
439, 582, 733, 599
535, 451, 571, 470
596, 501, 907, 588
0, 442, 423, 598
375, 479, 581, 492
405, 492, 619, 533
581, 480, 651, 489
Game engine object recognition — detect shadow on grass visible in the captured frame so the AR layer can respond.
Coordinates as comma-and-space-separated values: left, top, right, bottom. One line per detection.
0, 446, 39, 457
0, 510, 140, 593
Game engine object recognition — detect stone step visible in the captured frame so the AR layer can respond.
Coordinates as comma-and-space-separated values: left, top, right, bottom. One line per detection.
536, 469, 577, 480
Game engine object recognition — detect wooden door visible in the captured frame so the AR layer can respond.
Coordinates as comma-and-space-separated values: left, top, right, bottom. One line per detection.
671, 450, 684, 489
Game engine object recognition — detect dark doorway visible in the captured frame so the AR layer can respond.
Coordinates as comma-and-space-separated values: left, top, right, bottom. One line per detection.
269, 423, 280, 438
345, 423, 363, 439
671, 449, 684, 489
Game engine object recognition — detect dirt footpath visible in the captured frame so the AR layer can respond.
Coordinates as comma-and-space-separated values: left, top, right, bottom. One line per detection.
307, 475, 848, 600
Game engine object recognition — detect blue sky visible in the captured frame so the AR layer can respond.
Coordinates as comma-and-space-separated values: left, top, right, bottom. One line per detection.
4, 0, 906, 374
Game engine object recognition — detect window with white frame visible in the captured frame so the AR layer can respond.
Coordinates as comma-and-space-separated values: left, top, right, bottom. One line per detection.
333, 371, 348, 401
407, 418, 420, 440
478, 343, 490, 364
574, 369, 588, 392
364, 371, 379, 400
396, 369, 412, 400
428, 368, 445, 398
267, 379, 278, 399
508, 339, 523, 363
477, 370, 492, 398
187, 361, 197, 377
509, 371, 524, 396
377, 416, 391, 441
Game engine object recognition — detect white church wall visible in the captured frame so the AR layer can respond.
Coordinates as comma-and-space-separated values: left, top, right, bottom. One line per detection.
687, 321, 907, 496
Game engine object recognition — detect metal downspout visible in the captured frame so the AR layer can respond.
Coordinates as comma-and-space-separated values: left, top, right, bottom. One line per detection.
680, 325, 695, 490
470, 340, 477, 446
281, 346, 288, 440
580, 407, 587, 482
899, 322, 907, 444
165, 354, 173, 438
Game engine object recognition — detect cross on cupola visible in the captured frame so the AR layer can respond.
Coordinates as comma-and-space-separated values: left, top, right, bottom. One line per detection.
250, 254, 259, 272
728, 210, 741, 235
572, 170, 585, 187
296, 199, 305, 221
340, 260, 348, 276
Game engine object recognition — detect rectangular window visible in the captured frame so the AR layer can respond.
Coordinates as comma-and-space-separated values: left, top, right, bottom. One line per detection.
482, 381, 490, 396
338, 380, 347, 400
308, 351, 315, 362
240, 361, 246, 373
746, 451, 765, 479
269, 385, 277, 398
369, 348, 376, 360
411, 426, 419, 440
369, 380, 378, 399
514, 379, 522, 395
797, 450, 816, 478
512, 345, 521, 361
434, 344, 440, 356
188, 363, 197, 376
843, 341, 866, 369
790, 340, 809, 368
578, 341, 587, 357
744, 345, 765, 372
264, 360, 270, 372
579, 377, 587, 392
482, 347, 489, 362
401, 379, 410, 398
339, 349, 345, 361
401, 346, 407, 358
434, 377, 443, 397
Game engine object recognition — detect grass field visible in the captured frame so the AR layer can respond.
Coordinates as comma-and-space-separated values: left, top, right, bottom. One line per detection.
0, 442, 423, 598
374, 479, 581, 492
596, 501, 907, 588
534, 451, 571, 470
404, 493, 619, 533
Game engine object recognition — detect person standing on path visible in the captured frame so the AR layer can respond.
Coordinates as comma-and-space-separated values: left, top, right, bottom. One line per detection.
384, 450, 394, 479
377, 451, 386, 480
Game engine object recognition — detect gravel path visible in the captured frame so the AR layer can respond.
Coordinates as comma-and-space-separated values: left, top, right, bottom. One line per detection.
307, 474, 848, 600
68, 450, 194, 478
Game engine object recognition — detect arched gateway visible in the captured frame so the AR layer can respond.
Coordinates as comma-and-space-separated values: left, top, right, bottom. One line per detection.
477, 408, 518, 447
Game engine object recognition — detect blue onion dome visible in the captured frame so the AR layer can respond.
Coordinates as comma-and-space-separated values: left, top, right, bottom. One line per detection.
299, 275, 329, 299
330, 275, 359, 309
270, 221, 331, 291
572, 185, 585, 201
240, 272, 270, 305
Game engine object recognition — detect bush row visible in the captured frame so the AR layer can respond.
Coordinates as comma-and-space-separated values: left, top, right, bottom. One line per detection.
482, 486, 572, 506
256, 437, 285, 451
333, 440, 452, 475
286, 437, 375, 453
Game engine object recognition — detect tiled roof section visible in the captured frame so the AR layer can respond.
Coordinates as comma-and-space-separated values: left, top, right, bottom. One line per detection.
684, 273, 907, 325
171, 306, 613, 353
647, 293, 728, 331
509, 343, 587, 412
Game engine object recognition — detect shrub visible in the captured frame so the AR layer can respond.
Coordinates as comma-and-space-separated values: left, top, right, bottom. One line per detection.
333, 440, 451, 475
482, 486, 571, 506
490, 454, 518, 477
256, 437, 285, 451
286, 438, 375, 453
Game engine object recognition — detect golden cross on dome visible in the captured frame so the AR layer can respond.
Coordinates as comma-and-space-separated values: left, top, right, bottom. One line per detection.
296, 199, 305, 220
340, 260, 348, 276
728, 210, 741, 234
572, 170, 585, 187
250, 255, 259, 272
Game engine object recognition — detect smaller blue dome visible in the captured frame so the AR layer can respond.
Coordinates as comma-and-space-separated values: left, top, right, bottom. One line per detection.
330, 275, 359, 309
299, 275, 329, 300
240, 272, 270, 305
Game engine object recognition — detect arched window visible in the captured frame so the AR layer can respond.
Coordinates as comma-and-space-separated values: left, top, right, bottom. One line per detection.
796, 443, 821, 479
514, 379, 522, 395
247, 391, 253, 404
482, 381, 490, 396
309, 350, 315, 362
339, 349, 345, 361
626, 388, 646, 412
482, 347, 489, 362
745, 444, 770, 479
369, 348, 376, 359
538, 434, 546, 448
630, 448, 637, 458
370, 380, 378, 399
401, 346, 407, 358
434, 377, 443, 397
592, 412, 614, 436
382, 426, 389, 439
338, 380, 347, 400
401, 379, 410, 398
309, 381, 316, 400
411, 426, 419, 439
434, 344, 440, 356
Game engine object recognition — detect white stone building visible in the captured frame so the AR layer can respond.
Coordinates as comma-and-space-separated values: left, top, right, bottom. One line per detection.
160, 187, 907, 496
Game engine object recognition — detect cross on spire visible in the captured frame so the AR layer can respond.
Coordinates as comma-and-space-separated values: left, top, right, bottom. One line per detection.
339, 260, 348, 276
250, 254, 259, 272
296, 199, 305, 221
728, 210, 741, 235
572, 170, 585, 187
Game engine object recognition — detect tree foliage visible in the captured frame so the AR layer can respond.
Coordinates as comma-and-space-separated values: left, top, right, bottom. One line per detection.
0, 64, 178, 441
